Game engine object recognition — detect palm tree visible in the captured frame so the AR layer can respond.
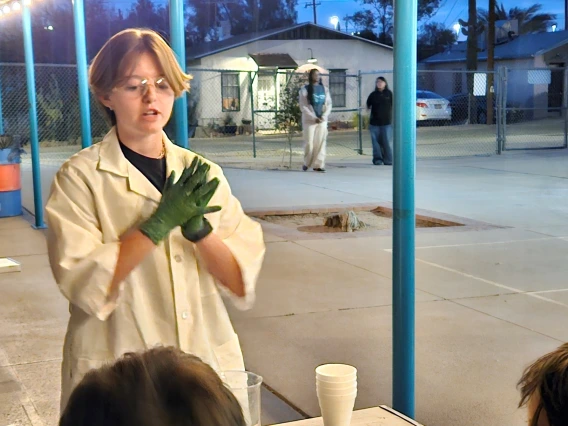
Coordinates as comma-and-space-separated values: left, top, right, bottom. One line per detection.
477, 3, 556, 34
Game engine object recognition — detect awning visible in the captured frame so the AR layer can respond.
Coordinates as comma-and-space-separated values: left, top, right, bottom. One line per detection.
249, 53, 298, 69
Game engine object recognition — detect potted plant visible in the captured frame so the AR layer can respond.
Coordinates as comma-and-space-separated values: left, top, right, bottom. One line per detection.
0, 135, 24, 164
222, 114, 237, 135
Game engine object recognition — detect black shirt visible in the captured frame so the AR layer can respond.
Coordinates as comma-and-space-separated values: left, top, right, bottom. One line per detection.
119, 142, 166, 193
366, 88, 393, 126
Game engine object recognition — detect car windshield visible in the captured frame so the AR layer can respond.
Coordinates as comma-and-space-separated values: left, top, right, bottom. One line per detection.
417, 91, 444, 99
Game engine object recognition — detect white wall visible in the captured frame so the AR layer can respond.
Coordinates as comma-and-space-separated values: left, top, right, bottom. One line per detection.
189, 38, 393, 128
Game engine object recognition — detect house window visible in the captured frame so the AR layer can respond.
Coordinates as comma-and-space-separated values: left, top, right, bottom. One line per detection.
329, 70, 347, 107
221, 73, 240, 111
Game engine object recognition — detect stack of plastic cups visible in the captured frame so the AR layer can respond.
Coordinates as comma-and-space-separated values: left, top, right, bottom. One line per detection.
316, 364, 358, 426
0, 146, 22, 218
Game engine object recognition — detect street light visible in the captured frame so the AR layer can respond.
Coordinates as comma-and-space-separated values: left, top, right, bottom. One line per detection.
453, 23, 461, 36
330, 15, 339, 30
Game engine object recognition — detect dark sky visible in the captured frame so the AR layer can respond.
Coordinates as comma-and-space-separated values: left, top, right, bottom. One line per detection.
118, 0, 565, 32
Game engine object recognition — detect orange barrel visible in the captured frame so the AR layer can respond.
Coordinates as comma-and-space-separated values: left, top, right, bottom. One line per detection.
0, 163, 22, 217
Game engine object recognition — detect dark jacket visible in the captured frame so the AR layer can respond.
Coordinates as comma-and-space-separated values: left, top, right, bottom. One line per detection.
366, 88, 393, 126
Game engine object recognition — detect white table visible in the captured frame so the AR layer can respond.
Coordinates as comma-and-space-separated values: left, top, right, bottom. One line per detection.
274, 407, 423, 426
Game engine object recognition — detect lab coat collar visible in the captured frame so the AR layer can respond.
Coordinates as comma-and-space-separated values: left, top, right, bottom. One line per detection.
98, 127, 182, 204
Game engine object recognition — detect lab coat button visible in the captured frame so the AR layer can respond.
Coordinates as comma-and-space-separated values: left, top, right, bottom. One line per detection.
174, 255, 182, 263
182, 311, 189, 320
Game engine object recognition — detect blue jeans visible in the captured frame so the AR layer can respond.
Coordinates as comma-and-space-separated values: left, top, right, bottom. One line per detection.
369, 125, 392, 165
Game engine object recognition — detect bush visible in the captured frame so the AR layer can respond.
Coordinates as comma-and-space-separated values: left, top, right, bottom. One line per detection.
352, 112, 370, 130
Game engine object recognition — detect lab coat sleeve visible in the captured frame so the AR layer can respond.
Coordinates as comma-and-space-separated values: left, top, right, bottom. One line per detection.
322, 87, 333, 122
211, 166, 266, 311
45, 166, 121, 321
299, 87, 318, 122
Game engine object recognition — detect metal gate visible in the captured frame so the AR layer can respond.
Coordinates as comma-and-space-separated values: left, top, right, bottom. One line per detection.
500, 67, 568, 151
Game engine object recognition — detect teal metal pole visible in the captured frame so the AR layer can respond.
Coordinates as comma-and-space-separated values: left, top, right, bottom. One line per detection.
73, 0, 92, 149
22, 4, 46, 229
169, 0, 189, 149
392, 0, 417, 417
0, 67, 4, 135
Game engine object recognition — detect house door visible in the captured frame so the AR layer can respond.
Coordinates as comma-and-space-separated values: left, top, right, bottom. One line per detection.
256, 72, 277, 129
548, 64, 564, 113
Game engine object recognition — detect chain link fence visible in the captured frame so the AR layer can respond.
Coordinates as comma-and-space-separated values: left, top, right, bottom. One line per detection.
181, 69, 361, 169
0, 63, 567, 172
501, 67, 568, 151
0, 63, 109, 167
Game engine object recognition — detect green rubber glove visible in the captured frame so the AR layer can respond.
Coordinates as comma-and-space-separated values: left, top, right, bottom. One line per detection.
181, 175, 221, 243
139, 158, 221, 245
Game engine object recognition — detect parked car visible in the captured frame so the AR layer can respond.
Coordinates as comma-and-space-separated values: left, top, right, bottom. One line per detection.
416, 90, 452, 124
448, 94, 524, 124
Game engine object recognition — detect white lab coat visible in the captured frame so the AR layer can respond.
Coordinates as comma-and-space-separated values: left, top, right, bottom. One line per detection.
45, 127, 265, 412
299, 85, 332, 169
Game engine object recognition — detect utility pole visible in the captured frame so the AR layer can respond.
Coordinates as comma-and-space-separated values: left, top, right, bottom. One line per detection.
313, 0, 317, 24
305, 0, 320, 24
487, 0, 496, 125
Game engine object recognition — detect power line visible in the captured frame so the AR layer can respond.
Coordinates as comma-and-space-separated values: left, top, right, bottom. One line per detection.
304, 0, 321, 24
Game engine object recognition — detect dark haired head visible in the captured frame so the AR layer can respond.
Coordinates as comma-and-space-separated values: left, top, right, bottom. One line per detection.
376, 76, 388, 90
518, 342, 568, 426
60, 347, 246, 426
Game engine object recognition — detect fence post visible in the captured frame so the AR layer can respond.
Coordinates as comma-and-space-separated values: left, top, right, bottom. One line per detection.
496, 67, 503, 155
73, 0, 92, 149
564, 68, 568, 149
357, 71, 363, 155
249, 71, 257, 158
22, 4, 45, 229
502, 67, 508, 151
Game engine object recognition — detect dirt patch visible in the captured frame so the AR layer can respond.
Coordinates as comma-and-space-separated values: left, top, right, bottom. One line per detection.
255, 207, 465, 234
259, 211, 391, 233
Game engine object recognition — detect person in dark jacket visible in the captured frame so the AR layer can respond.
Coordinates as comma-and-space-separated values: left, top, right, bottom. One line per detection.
366, 76, 393, 165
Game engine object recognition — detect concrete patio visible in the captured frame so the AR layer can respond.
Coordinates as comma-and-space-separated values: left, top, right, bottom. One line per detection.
3, 149, 568, 425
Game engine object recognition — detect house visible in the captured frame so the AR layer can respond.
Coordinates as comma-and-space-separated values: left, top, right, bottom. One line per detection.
420, 28, 568, 117
186, 23, 393, 130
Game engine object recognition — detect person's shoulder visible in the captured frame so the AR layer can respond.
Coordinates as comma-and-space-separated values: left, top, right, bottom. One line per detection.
56, 143, 101, 179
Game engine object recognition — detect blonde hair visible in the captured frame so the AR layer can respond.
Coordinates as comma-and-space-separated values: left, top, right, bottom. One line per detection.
518, 342, 568, 426
89, 28, 192, 125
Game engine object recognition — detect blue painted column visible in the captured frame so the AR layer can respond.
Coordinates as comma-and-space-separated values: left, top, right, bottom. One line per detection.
0, 67, 4, 135
169, 0, 189, 149
72, 0, 92, 149
22, 4, 46, 229
392, 0, 417, 418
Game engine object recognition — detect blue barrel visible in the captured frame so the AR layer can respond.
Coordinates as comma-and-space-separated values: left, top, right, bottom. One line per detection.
0, 144, 23, 218
0, 190, 22, 217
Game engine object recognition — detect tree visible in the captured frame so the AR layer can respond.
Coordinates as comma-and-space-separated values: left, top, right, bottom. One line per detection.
417, 23, 457, 61
346, 0, 441, 46
476, 3, 556, 34
275, 74, 303, 169
459, 0, 484, 124
187, 0, 298, 44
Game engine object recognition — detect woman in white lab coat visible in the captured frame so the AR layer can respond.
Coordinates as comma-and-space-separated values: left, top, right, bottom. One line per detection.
45, 28, 266, 412
299, 69, 332, 172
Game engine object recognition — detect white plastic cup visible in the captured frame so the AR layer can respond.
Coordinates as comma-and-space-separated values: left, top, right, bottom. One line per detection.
316, 380, 357, 390
220, 371, 263, 426
318, 393, 357, 426
316, 364, 357, 382
317, 387, 358, 397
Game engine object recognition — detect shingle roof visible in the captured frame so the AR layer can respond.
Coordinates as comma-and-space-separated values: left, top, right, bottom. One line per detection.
422, 30, 568, 64
187, 22, 392, 60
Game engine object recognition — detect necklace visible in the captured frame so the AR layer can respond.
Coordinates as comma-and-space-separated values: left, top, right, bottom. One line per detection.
156, 141, 166, 159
